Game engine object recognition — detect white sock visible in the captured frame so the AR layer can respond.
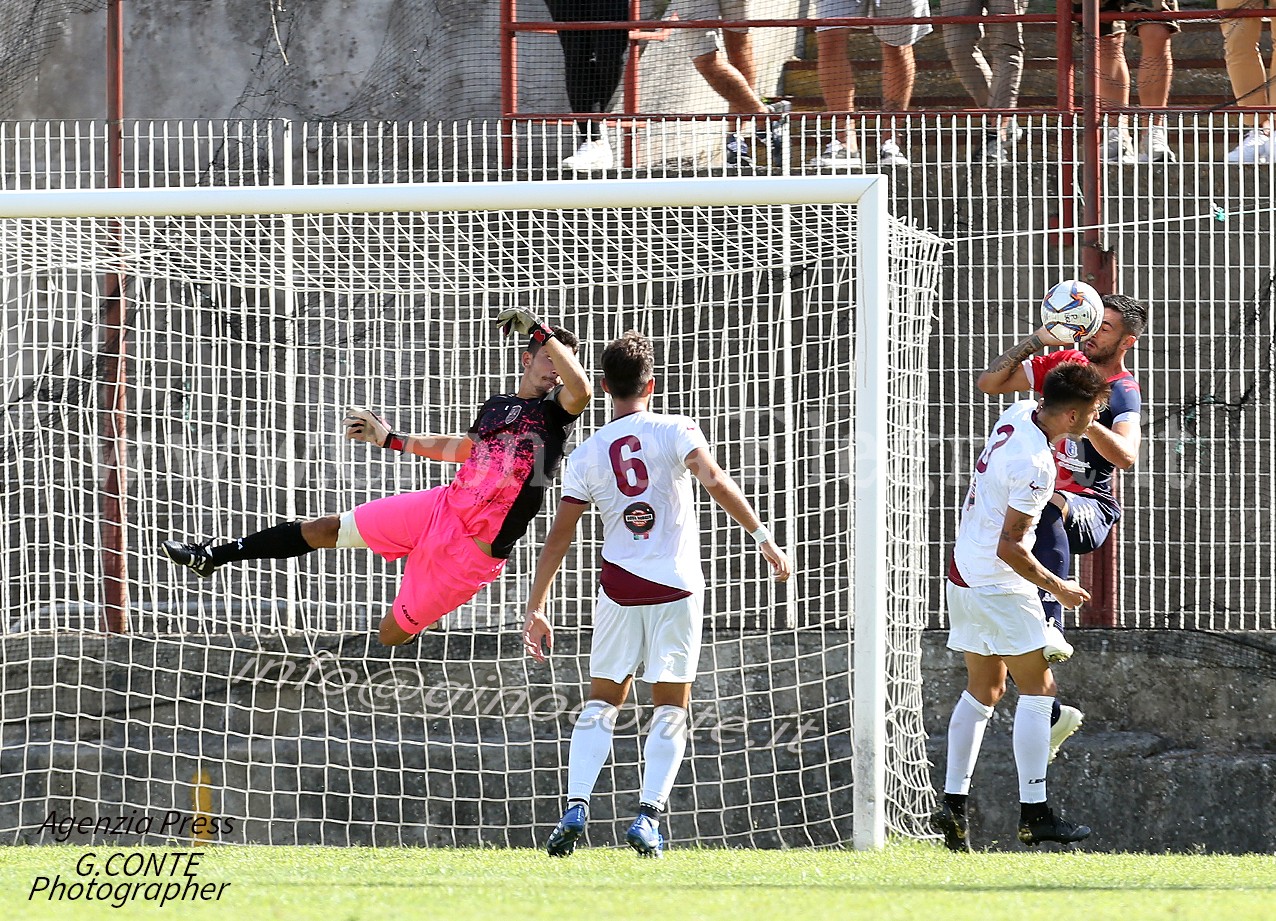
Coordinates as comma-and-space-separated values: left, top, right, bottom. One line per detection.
566, 700, 619, 804
639, 705, 689, 810
1014, 695, 1054, 804
944, 691, 995, 795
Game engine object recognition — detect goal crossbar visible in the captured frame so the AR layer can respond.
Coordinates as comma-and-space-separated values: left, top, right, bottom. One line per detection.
0, 176, 883, 219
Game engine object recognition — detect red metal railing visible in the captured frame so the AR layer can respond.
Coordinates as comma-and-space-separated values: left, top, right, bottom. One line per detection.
500, 1, 1275, 627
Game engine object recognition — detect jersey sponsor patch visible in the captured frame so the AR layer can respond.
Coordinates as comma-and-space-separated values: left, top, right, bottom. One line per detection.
1055, 437, 1088, 473
622, 501, 656, 539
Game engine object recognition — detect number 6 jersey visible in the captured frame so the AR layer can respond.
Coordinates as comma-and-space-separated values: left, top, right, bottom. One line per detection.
561, 411, 711, 604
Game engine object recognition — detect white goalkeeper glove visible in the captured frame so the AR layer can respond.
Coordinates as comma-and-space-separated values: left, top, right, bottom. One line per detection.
344, 408, 404, 451
495, 308, 556, 346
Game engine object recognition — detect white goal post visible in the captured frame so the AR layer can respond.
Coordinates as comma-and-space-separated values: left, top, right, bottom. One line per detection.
0, 176, 942, 850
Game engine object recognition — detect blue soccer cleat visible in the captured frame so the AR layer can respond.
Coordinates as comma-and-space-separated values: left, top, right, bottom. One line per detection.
625, 814, 664, 858
545, 802, 588, 858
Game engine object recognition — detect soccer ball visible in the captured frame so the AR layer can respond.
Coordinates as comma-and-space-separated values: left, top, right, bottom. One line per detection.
1040, 279, 1104, 345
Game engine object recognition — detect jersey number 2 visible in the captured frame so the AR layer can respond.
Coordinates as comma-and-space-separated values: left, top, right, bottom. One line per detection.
609, 435, 650, 497
974, 425, 1014, 474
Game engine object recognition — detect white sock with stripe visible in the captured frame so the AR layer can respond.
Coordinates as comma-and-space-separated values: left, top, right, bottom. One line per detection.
1014, 695, 1055, 804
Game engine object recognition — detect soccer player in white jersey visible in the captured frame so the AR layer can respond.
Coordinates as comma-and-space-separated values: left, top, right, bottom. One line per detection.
521, 331, 791, 858
933, 360, 1109, 851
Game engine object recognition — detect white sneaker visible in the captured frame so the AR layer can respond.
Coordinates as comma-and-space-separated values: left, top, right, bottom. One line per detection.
1042, 623, 1074, 663
562, 138, 613, 173
808, 140, 862, 169
1226, 127, 1276, 164
1102, 128, 1136, 165
1049, 705, 1084, 764
1140, 125, 1177, 163
878, 138, 910, 167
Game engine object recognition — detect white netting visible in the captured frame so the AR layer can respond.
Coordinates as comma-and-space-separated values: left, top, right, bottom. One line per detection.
0, 192, 944, 845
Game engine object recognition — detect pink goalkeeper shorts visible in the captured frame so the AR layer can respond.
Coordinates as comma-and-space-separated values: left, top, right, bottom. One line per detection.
352, 486, 506, 635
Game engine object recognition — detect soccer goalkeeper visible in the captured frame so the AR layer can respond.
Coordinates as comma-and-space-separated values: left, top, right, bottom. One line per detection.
161, 310, 592, 646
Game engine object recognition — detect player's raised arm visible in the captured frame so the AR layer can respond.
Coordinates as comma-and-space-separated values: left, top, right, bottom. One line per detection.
522, 498, 590, 662
496, 308, 593, 414
343, 409, 473, 462
685, 447, 791, 582
976, 330, 1048, 395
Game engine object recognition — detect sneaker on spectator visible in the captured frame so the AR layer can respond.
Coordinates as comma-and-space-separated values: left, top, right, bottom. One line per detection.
761, 100, 791, 164
1226, 127, 1276, 164
972, 132, 1009, 165
562, 137, 613, 173
1000, 118, 1025, 146
1102, 128, 1136, 165
1140, 125, 1177, 163
878, 138, 910, 167
808, 140, 862, 169
725, 132, 754, 168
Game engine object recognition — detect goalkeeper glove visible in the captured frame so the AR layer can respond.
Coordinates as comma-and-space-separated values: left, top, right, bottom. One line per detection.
495, 308, 556, 346
344, 408, 405, 452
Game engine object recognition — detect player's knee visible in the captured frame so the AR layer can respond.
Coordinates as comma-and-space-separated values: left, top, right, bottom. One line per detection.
986, 681, 1008, 706
302, 515, 341, 549
378, 616, 413, 647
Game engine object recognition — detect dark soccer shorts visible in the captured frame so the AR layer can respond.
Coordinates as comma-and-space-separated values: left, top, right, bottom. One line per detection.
1060, 492, 1121, 555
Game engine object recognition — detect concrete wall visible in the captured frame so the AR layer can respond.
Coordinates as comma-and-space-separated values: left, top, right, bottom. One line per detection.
7, 1, 804, 123
3, 629, 1274, 852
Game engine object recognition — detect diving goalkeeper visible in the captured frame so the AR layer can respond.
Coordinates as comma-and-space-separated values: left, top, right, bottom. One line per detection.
160, 310, 592, 646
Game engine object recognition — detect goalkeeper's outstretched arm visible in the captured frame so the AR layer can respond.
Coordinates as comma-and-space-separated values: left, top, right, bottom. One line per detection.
685, 447, 792, 582
343, 409, 473, 462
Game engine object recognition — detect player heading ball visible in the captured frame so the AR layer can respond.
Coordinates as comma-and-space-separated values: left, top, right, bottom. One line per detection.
522, 330, 791, 859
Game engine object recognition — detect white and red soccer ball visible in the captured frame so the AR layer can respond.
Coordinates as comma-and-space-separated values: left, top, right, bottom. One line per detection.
1040, 279, 1103, 345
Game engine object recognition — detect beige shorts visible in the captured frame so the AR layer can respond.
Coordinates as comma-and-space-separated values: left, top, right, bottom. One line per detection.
946, 580, 1050, 657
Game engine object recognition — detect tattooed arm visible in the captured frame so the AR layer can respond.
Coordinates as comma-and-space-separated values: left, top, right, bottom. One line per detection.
995, 507, 1090, 607
975, 330, 1051, 395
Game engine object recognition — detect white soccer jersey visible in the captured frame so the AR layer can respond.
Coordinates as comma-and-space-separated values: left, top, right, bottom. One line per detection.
561, 411, 711, 595
951, 400, 1057, 590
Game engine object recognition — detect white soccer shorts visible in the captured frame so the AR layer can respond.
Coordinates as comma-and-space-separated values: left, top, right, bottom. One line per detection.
589, 589, 705, 684
945, 580, 1050, 657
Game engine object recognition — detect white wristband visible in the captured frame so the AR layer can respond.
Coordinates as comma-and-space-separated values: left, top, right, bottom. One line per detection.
750, 526, 771, 546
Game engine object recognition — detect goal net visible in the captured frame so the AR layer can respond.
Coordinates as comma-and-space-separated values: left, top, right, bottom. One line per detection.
0, 178, 944, 848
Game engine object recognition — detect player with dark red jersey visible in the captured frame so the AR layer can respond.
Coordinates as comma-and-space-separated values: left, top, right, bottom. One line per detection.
160, 309, 592, 646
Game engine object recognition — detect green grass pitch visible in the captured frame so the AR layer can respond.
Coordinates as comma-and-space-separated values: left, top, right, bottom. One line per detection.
2, 842, 1274, 921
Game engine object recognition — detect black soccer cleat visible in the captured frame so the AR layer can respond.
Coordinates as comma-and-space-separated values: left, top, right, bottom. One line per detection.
1018, 809, 1091, 846
160, 540, 217, 578
930, 803, 972, 852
